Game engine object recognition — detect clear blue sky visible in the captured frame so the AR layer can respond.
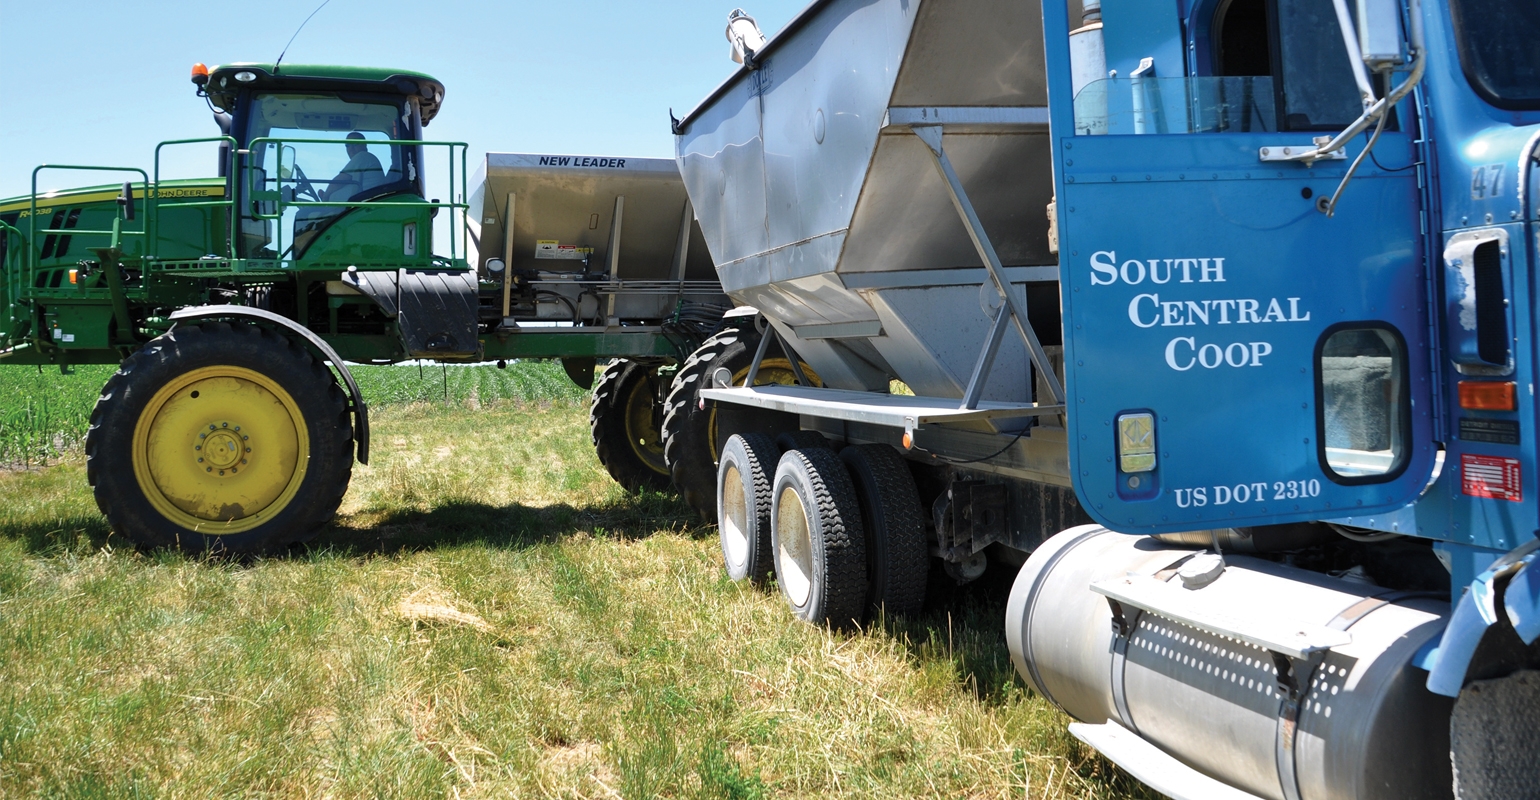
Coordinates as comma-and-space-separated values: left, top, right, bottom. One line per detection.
0, 0, 809, 199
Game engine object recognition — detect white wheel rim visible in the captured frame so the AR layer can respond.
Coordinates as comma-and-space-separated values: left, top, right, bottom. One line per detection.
721, 463, 749, 568
776, 484, 813, 607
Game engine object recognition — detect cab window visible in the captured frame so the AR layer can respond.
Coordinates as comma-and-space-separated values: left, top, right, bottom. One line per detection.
1448, 0, 1540, 109
1073, 0, 1364, 134
240, 93, 419, 258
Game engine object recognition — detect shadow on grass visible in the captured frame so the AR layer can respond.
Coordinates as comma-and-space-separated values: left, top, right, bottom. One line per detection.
314, 489, 707, 555
0, 516, 117, 555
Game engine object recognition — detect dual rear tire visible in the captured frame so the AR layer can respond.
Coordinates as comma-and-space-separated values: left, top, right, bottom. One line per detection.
590, 359, 671, 493
717, 432, 928, 627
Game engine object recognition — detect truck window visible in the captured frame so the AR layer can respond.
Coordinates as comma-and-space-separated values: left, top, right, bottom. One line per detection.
1073, 0, 1363, 134
1449, 0, 1540, 109
1274, 0, 1362, 129
1214, 0, 1271, 77
1318, 327, 1407, 481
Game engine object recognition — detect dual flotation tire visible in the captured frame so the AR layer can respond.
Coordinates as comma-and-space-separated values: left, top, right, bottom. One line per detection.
589, 359, 671, 493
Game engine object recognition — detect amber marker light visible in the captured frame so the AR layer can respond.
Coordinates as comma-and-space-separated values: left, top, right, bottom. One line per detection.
191, 63, 209, 86
68, 269, 78, 285
1458, 381, 1517, 411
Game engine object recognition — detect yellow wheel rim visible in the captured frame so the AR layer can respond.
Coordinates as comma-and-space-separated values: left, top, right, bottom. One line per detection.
707, 358, 821, 460
623, 369, 668, 475
131, 366, 310, 535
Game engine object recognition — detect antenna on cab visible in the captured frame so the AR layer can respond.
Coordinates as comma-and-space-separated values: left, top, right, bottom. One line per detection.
274, 0, 333, 74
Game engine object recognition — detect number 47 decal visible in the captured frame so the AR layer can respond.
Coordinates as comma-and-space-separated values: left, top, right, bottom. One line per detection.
1472, 163, 1505, 200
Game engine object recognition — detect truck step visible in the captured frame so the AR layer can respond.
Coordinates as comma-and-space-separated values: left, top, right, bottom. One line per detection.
1068, 721, 1266, 800
1091, 573, 1352, 659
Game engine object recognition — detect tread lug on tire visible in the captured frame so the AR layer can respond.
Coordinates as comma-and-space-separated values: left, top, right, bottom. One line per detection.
770, 447, 868, 629
776, 430, 830, 453
590, 359, 671, 493
85, 321, 353, 555
716, 432, 780, 584
840, 444, 928, 617
661, 324, 815, 520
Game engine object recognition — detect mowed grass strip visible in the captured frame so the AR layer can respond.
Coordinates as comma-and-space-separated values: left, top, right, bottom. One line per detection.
0, 394, 1154, 798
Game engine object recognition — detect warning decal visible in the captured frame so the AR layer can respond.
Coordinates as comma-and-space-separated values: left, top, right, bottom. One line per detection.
1461, 454, 1523, 502
535, 239, 592, 260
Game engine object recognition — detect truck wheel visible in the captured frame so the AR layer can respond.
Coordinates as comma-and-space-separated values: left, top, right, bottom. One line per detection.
770, 447, 867, 629
661, 326, 819, 519
840, 444, 928, 617
590, 359, 670, 493
1451, 670, 1540, 799
716, 432, 779, 584
776, 430, 831, 452
85, 321, 354, 555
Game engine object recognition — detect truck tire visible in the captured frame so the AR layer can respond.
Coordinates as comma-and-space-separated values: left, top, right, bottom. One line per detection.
770, 447, 867, 629
716, 432, 779, 584
589, 359, 670, 493
1451, 670, 1540, 800
840, 444, 928, 617
660, 325, 818, 520
85, 321, 354, 555
776, 430, 831, 452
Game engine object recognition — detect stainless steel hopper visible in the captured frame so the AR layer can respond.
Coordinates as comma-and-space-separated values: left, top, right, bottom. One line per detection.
675, 0, 1066, 413
468, 153, 724, 324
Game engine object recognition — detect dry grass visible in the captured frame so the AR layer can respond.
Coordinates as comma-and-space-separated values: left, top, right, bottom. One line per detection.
0, 396, 1154, 799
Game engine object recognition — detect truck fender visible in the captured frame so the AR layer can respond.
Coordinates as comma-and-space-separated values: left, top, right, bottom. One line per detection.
1426, 539, 1540, 697
167, 304, 370, 465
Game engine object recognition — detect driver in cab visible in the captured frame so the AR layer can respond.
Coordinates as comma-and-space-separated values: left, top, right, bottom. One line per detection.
324, 131, 385, 201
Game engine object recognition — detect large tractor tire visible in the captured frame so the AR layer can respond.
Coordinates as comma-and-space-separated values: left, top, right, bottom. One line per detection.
589, 359, 671, 493
661, 324, 819, 519
86, 321, 354, 555
770, 447, 868, 629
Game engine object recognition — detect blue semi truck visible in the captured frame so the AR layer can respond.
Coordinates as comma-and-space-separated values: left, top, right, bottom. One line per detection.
664, 0, 1540, 796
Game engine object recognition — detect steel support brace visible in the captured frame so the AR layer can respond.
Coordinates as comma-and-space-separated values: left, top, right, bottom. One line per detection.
1105, 598, 1142, 735
961, 303, 1011, 410
742, 318, 808, 388
909, 124, 1066, 406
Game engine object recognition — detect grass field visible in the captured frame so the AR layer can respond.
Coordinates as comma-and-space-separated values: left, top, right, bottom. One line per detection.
0, 361, 587, 465
0, 364, 1153, 799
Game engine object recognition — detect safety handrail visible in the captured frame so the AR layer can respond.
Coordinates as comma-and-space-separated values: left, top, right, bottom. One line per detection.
29, 165, 149, 274
0, 221, 23, 344
153, 136, 238, 258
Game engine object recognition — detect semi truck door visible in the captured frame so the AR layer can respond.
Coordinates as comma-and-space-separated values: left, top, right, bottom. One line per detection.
1047, 0, 1437, 533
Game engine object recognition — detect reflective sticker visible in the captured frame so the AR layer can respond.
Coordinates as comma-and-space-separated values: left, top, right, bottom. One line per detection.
535, 239, 592, 260
1117, 412, 1156, 473
1461, 453, 1522, 501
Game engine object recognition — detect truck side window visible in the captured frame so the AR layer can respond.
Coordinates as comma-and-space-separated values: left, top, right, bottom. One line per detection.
1317, 327, 1408, 481
1213, 0, 1271, 77
1274, 0, 1362, 129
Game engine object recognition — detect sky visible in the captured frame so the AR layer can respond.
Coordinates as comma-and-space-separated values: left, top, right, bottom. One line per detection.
0, 0, 810, 200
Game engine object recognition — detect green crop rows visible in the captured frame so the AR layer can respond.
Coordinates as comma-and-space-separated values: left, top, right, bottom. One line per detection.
0, 361, 588, 465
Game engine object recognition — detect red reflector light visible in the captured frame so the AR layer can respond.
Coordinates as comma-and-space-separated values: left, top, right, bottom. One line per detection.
1459, 381, 1516, 411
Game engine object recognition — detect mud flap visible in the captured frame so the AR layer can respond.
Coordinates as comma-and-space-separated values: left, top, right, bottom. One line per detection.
345, 268, 480, 358
563, 357, 597, 389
